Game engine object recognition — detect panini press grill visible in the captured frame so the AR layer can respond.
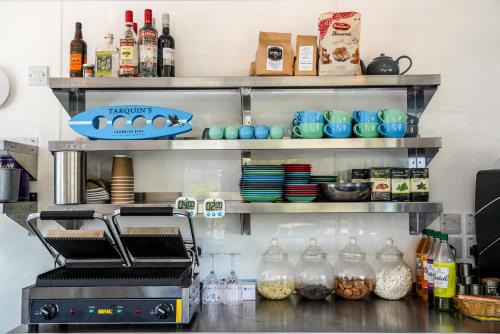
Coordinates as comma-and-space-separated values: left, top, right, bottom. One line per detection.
22, 207, 200, 327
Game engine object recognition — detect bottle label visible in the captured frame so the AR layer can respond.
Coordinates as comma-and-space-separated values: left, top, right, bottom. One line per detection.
162, 48, 175, 66
411, 178, 429, 193
266, 46, 284, 71
428, 261, 434, 287
70, 54, 82, 71
422, 255, 429, 288
434, 262, 456, 298
139, 30, 158, 64
298, 46, 314, 71
96, 51, 112, 77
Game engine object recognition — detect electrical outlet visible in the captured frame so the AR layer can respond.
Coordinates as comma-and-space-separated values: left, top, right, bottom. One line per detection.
448, 236, 463, 259
28, 66, 48, 86
466, 236, 477, 258
465, 214, 476, 234
442, 214, 462, 234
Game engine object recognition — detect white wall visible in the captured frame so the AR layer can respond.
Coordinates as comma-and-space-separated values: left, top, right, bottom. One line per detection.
1, 0, 500, 331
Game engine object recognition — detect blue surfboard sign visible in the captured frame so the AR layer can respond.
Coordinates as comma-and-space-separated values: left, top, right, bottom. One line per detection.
69, 105, 193, 140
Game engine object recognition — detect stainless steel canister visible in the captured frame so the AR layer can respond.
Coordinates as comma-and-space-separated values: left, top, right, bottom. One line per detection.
54, 151, 86, 204
0, 168, 21, 202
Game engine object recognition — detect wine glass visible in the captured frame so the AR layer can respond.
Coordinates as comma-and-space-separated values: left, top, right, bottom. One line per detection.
222, 252, 243, 305
202, 253, 221, 304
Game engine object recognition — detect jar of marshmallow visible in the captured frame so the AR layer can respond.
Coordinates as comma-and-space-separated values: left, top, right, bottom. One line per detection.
374, 238, 413, 300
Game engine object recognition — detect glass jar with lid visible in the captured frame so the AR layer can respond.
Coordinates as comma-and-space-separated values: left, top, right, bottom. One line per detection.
334, 236, 375, 300
257, 238, 295, 300
295, 238, 334, 300
374, 237, 413, 300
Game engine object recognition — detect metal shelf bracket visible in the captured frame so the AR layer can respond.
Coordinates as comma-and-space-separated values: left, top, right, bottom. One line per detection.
409, 211, 440, 235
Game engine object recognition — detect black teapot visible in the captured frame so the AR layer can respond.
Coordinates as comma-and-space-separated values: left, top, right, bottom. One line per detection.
365, 54, 412, 75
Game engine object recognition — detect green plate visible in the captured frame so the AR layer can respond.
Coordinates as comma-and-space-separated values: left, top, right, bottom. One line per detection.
285, 196, 316, 203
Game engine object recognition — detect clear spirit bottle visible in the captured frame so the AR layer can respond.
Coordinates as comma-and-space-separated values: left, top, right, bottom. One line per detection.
95, 33, 119, 77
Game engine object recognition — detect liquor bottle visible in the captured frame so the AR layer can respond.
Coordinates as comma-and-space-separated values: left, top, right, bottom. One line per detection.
419, 230, 433, 299
423, 230, 438, 302
119, 10, 139, 77
415, 229, 429, 297
433, 233, 456, 311
427, 231, 441, 306
70, 22, 87, 77
158, 13, 175, 77
138, 9, 158, 77
133, 22, 138, 35
95, 33, 119, 77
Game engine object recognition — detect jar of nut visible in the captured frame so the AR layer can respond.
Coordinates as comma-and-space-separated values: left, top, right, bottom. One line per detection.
295, 238, 334, 300
334, 237, 375, 300
257, 238, 295, 300
373, 238, 413, 300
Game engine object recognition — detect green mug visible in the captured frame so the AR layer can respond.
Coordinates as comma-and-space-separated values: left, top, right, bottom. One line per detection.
324, 110, 352, 123
353, 122, 379, 138
224, 126, 240, 139
270, 125, 285, 139
208, 126, 225, 140
292, 123, 323, 139
378, 108, 407, 123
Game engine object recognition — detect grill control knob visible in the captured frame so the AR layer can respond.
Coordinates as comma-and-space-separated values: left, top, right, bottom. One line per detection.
40, 304, 57, 320
154, 304, 172, 319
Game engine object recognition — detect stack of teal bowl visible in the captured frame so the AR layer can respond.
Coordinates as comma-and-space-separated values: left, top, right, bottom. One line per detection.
323, 110, 352, 138
377, 109, 408, 138
352, 110, 379, 138
240, 165, 285, 202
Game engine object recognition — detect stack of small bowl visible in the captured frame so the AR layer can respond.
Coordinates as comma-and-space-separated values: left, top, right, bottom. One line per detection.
283, 164, 318, 203
240, 165, 285, 203
111, 155, 135, 204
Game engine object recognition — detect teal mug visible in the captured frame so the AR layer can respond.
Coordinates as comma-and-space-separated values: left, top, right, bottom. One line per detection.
270, 125, 285, 139
353, 122, 379, 138
224, 126, 240, 139
208, 126, 225, 140
324, 110, 352, 123
378, 108, 407, 123
292, 123, 323, 139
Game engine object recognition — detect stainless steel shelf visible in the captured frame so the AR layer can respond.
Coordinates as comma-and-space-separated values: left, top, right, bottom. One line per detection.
49, 75, 440, 90
0, 201, 37, 231
48, 137, 442, 152
0, 139, 38, 179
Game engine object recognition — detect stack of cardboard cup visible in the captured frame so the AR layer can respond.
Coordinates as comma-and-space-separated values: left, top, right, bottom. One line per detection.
111, 155, 134, 204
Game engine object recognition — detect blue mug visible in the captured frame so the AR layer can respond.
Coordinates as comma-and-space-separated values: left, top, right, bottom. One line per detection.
352, 110, 378, 123
293, 110, 324, 125
378, 122, 407, 138
254, 125, 270, 139
324, 122, 352, 138
239, 125, 254, 139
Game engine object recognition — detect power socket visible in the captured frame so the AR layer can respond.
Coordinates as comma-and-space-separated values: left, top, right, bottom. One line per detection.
442, 214, 462, 234
465, 214, 476, 234
466, 236, 477, 258
448, 236, 463, 259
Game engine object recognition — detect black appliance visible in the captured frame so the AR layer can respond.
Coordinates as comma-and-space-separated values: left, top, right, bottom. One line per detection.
475, 169, 500, 278
21, 207, 200, 328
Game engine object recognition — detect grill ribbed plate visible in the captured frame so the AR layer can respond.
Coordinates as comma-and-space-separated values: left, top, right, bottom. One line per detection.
46, 237, 121, 260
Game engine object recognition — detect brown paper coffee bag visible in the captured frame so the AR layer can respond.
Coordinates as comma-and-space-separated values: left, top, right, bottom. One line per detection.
294, 35, 318, 76
255, 32, 294, 76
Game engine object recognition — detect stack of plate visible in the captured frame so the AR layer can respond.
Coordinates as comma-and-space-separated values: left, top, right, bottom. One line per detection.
86, 180, 110, 204
240, 165, 285, 202
284, 164, 311, 184
310, 175, 337, 184
284, 184, 319, 203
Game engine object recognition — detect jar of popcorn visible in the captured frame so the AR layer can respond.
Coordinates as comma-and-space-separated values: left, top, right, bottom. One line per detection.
374, 238, 413, 300
257, 238, 295, 300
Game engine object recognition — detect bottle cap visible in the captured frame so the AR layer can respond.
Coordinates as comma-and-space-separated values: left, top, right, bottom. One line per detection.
162, 13, 170, 25
125, 10, 133, 24
75, 22, 82, 28
422, 229, 429, 236
440, 233, 448, 241
105, 33, 113, 40
427, 230, 435, 237
133, 22, 138, 34
145, 9, 152, 24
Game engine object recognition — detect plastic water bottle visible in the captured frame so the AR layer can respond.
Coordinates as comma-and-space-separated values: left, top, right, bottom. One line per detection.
433, 233, 456, 311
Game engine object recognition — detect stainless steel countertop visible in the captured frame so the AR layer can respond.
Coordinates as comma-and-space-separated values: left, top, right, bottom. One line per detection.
8, 295, 500, 333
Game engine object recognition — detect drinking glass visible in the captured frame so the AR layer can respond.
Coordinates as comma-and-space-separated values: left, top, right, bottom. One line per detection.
202, 253, 222, 304
222, 252, 243, 305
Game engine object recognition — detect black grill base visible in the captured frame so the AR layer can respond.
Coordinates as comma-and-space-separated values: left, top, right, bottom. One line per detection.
36, 266, 191, 287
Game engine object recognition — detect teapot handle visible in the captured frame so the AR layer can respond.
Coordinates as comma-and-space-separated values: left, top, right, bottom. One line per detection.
396, 55, 412, 75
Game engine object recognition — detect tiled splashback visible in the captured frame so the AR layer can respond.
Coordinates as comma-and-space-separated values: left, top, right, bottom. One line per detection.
74, 89, 431, 279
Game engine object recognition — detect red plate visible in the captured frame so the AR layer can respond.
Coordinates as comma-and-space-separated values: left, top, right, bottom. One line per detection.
285, 191, 319, 194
